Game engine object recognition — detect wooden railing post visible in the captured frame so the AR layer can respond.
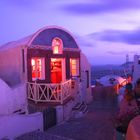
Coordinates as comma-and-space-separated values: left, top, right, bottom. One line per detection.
27, 82, 29, 98
69, 80, 71, 96
60, 84, 63, 104
34, 81, 38, 103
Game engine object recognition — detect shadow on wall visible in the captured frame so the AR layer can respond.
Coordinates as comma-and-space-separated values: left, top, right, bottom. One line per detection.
0, 112, 43, 139
0, 78, 27, 115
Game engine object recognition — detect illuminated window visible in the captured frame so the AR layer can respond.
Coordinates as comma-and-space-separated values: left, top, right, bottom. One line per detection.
70, 58, 79, 76
52, 38, 63, 54
53, 46, 59, 54
31, 58, 45, 81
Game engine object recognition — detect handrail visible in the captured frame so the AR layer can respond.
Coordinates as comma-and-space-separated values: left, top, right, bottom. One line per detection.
27, 79, 71, 104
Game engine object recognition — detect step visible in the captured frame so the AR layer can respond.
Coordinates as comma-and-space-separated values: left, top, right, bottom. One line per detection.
13, 109, 22, 113
79, 105, 86, 112
79, 104, 88, 114
13, 109, 26, 115
82, 105, 88, 114
72, 103, 83, 110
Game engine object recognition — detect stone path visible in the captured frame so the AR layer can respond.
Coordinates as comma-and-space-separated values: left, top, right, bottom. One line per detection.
16, 93, 118, 140
15, 131, 73, 140
46, 95, 118, 140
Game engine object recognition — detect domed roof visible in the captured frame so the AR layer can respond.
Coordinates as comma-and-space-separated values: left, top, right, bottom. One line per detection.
0, 26, 79, 50
30, 27, 79, 49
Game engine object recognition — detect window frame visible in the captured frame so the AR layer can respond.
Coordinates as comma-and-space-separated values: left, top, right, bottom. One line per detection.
70, 58, 79, 77
52, 37, 63, 54
31, 57, 45, 81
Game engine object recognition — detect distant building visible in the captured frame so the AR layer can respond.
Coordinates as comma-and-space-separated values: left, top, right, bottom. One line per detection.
133, 55, 140, 84
91, 66, 127, 85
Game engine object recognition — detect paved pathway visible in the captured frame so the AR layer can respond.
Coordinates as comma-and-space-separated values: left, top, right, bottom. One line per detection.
46, 95, 118, 140
16, 93, 118, 140
15, 131, 73, 140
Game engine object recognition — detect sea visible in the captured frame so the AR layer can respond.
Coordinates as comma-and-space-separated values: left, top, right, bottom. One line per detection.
91, 64, 132, 85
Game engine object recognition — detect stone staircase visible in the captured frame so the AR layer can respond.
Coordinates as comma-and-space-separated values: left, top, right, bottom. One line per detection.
13, 109, 26, 115
71, 102, 88, 118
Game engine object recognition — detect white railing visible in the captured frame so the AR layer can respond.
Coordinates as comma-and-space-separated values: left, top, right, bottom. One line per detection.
27, 80, 71, 104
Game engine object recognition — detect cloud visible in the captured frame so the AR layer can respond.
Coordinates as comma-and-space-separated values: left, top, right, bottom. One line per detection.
88, 28, 140, 45
75, 35, 96, 48
1, 0, 42, 6
0, 0, 48, 10
59, 0, 140, 15
107, 51, 138, 55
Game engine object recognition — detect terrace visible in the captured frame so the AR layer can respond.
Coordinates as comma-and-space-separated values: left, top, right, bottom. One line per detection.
27, 79, 73, 104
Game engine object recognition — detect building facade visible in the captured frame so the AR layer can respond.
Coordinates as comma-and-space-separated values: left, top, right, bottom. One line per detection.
0, 26, 92, 115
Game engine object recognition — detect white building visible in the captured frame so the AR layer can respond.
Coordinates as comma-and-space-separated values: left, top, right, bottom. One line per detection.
0, 26, 92, 125
133, 55, 140, 84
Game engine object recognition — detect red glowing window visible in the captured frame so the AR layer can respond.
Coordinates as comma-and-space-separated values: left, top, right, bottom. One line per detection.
52, 38, 63, 54
70, 59, 79, 76
31, 58, 45, 80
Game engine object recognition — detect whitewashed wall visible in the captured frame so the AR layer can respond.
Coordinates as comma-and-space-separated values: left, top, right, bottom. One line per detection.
80, 53, 92, 103
0, 79, 27, 115
0, 112, 43, 139
133, 55, 140, 84
0, 46, 25, 87
56, 100, 73, 124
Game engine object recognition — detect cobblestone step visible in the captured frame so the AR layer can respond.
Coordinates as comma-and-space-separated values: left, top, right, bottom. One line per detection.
15, 131, 74, 140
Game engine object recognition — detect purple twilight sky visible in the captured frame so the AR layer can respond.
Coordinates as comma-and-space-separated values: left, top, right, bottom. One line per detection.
0, 0, 140, 65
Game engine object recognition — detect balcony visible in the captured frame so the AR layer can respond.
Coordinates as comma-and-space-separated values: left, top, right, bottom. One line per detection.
27, 79, 72, 104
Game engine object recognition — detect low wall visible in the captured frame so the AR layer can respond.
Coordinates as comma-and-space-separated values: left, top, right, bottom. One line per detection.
92, 85, 117, 100
0, 112, 43, 139
86, 87, 92, 103
0, 81, 27, 115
